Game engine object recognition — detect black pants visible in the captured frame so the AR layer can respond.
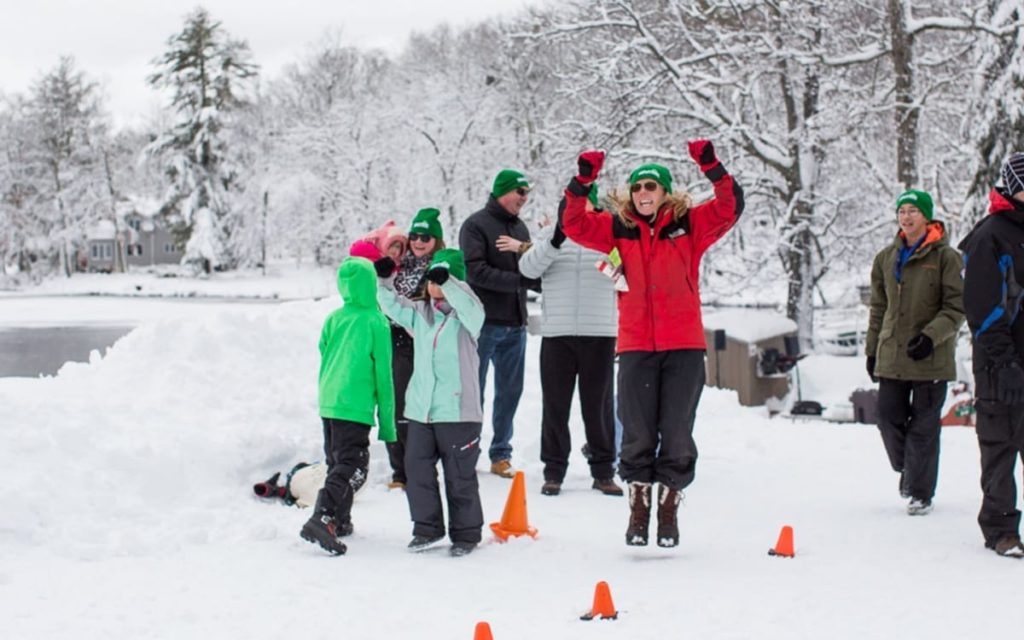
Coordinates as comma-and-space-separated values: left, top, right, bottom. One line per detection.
974, 394, 1024, 547
540, 336, 616, 482
313, 418, 371, 524
617, 349, 705, 490
405, 420, 484, 543
876, 378, 946, 501
386, 327, 414, 483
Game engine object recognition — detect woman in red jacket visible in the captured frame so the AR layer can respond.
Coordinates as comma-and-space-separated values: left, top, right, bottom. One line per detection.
560, 141, 743, 548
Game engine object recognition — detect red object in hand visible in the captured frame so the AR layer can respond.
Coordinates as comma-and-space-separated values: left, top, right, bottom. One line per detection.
576, 149, 606, 184
349, 239, 383, 262
687, 139, 718, 170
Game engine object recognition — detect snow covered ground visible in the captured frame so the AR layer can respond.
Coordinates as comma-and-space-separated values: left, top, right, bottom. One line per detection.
0, 273, 1019, 639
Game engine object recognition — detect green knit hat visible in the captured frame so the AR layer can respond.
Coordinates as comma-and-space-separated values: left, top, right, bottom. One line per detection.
491, 169, 530, 198
587, 182, 600, 208
629, 163, 673, 194
409, 207, 443, 240
895, 189, 934, 221
429, 248, 466, 282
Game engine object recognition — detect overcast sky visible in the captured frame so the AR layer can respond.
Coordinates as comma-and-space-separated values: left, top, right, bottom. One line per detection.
0, 0, 540, 129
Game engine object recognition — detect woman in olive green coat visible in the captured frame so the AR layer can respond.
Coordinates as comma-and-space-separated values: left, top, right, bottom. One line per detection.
865, 189, 964, 516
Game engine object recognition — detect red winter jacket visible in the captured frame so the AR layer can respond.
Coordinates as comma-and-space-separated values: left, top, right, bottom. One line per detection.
562, 168, 743, 353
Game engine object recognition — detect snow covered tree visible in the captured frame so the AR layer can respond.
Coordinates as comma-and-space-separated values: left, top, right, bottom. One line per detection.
964, 0, 1024, 222
147, 6, 257, 273
28, 56, 106, 277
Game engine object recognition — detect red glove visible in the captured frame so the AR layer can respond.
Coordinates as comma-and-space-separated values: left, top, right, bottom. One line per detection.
687, 139, 719, 171
576, 149, 605, 185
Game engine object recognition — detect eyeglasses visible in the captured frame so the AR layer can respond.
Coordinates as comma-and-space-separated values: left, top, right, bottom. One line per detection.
409, 233, 434, 242
630, 181, 660, 193
515, 187, 530, 196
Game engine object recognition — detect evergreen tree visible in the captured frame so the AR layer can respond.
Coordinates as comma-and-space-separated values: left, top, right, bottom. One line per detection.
147, 6, 257, 273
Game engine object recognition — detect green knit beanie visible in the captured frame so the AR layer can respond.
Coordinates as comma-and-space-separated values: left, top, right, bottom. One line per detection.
895, 189, 934, 221
409, 207, 443, 240
491, 169, 530, 198
429, 248, 466, 282
629, 163, 673, 194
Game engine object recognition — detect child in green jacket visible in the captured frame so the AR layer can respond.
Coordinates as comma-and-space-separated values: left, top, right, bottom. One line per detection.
300, 257, 396, 556
375, 248, 486, 556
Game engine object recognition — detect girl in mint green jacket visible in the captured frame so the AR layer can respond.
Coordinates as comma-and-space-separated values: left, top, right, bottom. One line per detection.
376, 248, 486, 556
300, 257, 395, 556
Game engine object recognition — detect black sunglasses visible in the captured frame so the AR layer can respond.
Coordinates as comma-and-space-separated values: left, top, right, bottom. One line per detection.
409, 233, 434, 242
515, 187, 530, 196
630, 181, 660, 193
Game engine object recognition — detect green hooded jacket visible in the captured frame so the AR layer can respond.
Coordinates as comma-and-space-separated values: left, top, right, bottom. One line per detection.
866, 221, 965, 381
318, 258, 396, 441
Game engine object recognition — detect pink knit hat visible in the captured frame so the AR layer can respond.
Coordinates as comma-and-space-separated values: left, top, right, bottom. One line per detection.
363, 221, 408, 260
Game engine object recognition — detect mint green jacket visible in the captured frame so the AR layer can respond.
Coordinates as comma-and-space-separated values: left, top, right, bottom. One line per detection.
378, 276, 485, 424
319, 258, 396, 441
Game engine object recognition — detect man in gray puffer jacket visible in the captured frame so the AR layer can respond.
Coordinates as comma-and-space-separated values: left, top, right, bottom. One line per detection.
518, 193, 620, 497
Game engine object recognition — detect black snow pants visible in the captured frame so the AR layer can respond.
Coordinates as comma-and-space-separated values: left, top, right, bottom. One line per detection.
405, 420, 484, 543
386, 327, 414, 483
313, 418, 371, 525
876, 378, 946, 501
617, 349, 705, 490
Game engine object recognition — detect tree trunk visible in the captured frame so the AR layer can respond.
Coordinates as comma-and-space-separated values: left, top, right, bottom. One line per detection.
889, 0, 919, 189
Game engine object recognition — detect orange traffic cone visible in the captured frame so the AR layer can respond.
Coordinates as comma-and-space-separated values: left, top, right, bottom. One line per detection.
490, 470, 538, 541
473, 621, 494, 640
768, 525, 795, 557
580, 581, 618, 621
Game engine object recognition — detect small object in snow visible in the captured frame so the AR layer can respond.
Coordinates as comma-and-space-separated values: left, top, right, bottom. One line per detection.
768, 525, 795, 557
580, 581, 618, 621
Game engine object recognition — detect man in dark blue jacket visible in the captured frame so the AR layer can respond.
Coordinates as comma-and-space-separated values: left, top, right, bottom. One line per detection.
960, 152, 1024, 558
459, 169, 540, 477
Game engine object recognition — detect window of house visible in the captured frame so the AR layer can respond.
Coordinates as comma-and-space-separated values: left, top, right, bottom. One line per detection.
91, 244, 99, 258
103, 244, 112, 259
128, 218, 141, 231
135, 244, 143, 256
164, 243, 179, 254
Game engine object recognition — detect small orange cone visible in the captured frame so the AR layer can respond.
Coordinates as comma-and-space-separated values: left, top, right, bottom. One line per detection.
768, 525, 795, 557
490, 470, 538, 541
580, 581, 618, 621
473, 621, 494, 640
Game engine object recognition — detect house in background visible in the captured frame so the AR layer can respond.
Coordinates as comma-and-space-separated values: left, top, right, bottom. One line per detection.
85, 198, 182, 272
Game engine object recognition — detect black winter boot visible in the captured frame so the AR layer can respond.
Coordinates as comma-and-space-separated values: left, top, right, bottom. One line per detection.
625, 482, 652, 546
656, 484, 682, 548
300, 513, 348, 555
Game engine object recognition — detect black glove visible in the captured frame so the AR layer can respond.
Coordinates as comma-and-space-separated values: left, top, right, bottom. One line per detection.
906, 334, 934, 361
866, 356, 877, 383
996, 362, 1024, 405
425, 265, 449, 285
374, 257, 396, 278
551, 198, 568, 249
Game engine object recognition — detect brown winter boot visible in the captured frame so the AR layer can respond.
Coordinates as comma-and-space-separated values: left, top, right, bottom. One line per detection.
656, 484, 683, 548
625, 482, 652, 546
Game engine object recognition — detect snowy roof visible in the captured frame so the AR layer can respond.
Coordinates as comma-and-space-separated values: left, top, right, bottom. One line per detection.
87, 219, 117, 241
702, 308, 797, 343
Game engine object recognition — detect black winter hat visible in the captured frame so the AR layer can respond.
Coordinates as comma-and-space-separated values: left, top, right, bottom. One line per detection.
1002, 152, 1024, 196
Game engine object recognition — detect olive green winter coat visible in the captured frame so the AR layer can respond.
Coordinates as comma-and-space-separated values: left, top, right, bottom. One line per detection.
866, 221, 965, 381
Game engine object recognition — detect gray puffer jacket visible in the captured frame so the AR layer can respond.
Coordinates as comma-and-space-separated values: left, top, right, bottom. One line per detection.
518, 224, 617, 338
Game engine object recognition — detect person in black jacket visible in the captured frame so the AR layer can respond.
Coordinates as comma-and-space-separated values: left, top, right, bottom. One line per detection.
458, 169, 541, 478
959, 152, 1024, 558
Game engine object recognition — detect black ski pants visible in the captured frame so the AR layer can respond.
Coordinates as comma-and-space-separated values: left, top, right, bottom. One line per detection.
313, 418, 371, 525
385, 327, 414, 483
876, 378, 946, 501
617, 349, 705, 490
405, 420, 484, 543
974, 396, 1024, 547
540, 336, 617, 482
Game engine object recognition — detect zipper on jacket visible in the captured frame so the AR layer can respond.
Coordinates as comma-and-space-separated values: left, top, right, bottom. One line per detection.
426, 313, 451, 423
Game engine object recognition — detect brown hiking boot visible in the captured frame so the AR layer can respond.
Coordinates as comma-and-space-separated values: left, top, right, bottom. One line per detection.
625, 482, 652, 546
994, 534, 1024, 558
592, 478, 624, 496
541, 480, 562, 496
490, 459, 515, 479
656, 484, 683, 548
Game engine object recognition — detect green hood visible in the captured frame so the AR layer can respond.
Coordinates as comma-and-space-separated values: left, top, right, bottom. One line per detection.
337, 258, 377, 309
